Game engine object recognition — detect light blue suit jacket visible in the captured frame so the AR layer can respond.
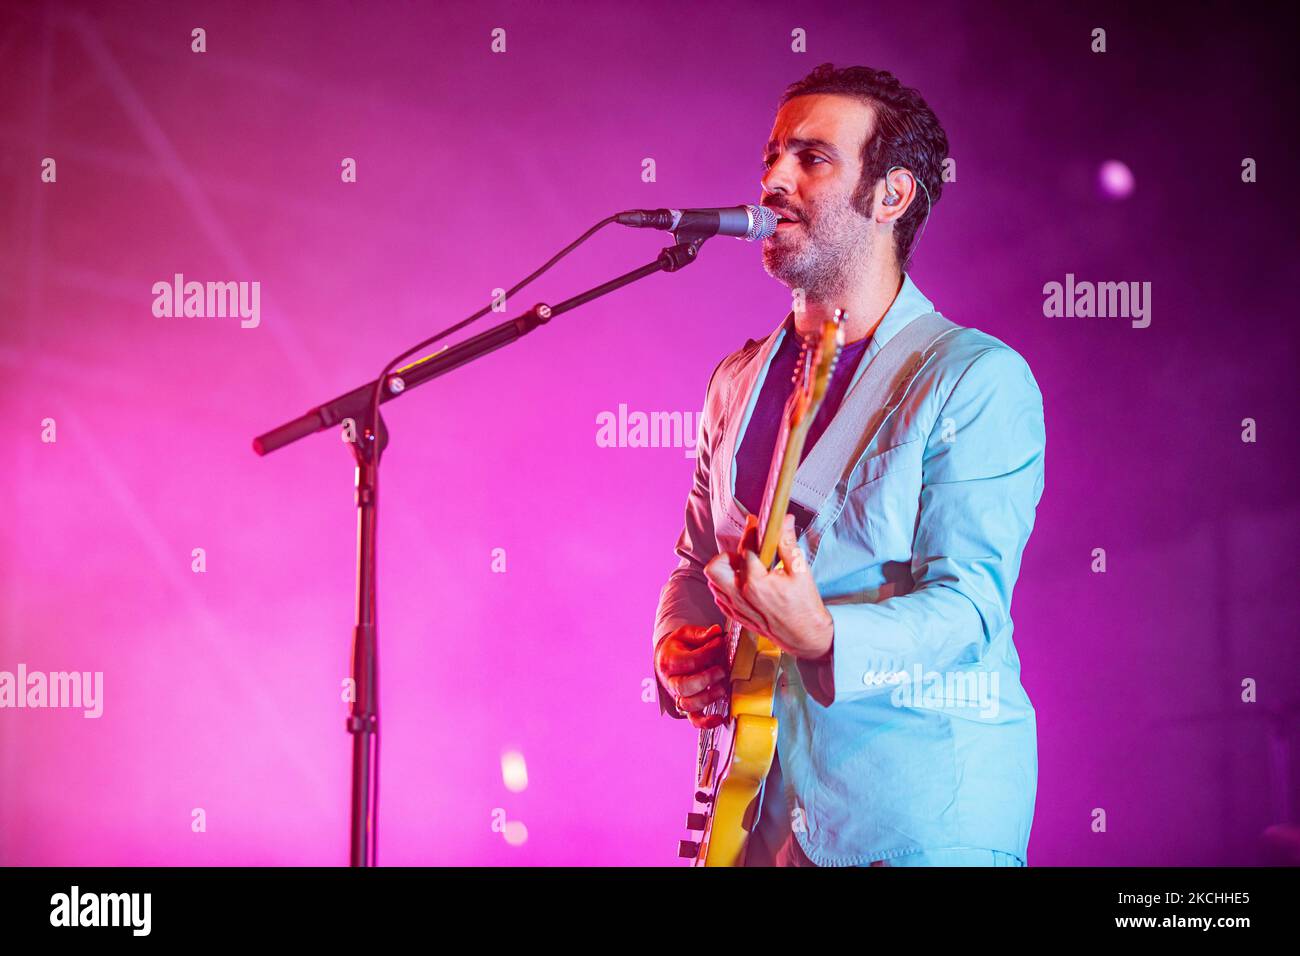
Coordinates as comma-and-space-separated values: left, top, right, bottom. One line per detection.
653, 275, 1046, 865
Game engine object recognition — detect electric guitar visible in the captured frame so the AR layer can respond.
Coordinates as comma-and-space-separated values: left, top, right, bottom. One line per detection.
678, 311, 844, 866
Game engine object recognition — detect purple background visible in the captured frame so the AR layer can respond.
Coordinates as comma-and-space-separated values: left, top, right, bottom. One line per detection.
1, 0, 1297, 866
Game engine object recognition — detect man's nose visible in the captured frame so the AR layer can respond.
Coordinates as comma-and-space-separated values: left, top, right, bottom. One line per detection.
760, 159, 796, 199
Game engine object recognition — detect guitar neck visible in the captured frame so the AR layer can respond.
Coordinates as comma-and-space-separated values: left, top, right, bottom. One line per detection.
755, 414, 815, 568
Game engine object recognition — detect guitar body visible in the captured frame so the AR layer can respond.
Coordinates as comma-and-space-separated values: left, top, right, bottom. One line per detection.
679, 315, 844, 867
691, 617, 783, 866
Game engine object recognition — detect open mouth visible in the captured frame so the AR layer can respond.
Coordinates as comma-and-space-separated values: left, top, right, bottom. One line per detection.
770, 208, 803, 231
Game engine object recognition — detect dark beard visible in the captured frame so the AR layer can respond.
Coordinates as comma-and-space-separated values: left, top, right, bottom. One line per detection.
761, 189, 874, 301
763, 241, 846, 301
762, 223, 858, 301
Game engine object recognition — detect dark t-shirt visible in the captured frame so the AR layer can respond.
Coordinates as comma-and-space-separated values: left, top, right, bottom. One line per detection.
734, 314, 872, 530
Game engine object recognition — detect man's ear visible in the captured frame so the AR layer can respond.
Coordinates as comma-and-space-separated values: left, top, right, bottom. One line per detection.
874, 167, 918, 224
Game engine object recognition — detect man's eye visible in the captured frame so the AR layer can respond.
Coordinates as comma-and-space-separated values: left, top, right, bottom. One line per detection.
762, 152, 827, 170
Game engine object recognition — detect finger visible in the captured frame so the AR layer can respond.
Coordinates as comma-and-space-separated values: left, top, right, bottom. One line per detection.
708, 578, 758, 624
716, 572, 772, 635
659, 635, 725, 675
707, 582, 740, 620
668, 665, 729, 699
675, 622, 723, 646
678, 681, 729, 714
688, 711, 725, 730
728, 546, 750, 578
781, 512, 796, 552
709, 591, 760, 637
776, 517, 808, 575
678, 635, 726, 669
704, 552, 738, 592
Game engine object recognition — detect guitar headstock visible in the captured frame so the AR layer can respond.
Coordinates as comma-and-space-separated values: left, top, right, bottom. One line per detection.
789, 309, 846, 429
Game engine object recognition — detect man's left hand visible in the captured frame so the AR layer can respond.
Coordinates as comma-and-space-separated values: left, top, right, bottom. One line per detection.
704, 513, 834, 660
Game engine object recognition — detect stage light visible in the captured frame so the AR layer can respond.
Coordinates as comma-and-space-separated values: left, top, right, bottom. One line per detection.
1098, 159, 1136, 199
503, 820, 529, 846
501, 749, 528, 793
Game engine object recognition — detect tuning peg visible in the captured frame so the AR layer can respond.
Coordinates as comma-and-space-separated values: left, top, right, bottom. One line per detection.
695, 790, 713, 803
686, 812, 708, 831
677, 839, 701, 859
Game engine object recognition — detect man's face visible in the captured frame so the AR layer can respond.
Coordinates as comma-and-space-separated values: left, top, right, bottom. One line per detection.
759, 93, 878, 301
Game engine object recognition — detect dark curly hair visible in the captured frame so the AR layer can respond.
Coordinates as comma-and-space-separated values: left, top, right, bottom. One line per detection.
779, 63, 949, 265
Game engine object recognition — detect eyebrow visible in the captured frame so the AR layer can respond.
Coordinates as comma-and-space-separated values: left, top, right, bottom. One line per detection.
762, 137, 843, 160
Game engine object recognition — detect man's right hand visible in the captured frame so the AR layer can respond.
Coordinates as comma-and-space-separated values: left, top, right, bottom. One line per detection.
654, 623, 729, 729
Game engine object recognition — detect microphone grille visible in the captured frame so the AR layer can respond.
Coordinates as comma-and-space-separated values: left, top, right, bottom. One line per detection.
746, 204, 778, 241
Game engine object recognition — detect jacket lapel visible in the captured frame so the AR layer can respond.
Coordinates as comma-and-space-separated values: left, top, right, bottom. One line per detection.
790, 277, 936, 504
717, 314, 790, 535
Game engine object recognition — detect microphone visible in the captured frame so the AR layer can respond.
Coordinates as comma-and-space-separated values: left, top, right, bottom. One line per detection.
615, 205, 778, 241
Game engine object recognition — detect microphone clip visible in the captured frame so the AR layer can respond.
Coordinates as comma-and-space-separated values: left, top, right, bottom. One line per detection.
657, 234, 707, 272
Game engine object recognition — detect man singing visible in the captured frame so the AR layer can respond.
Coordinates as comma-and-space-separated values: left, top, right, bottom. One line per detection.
651, 63, 1046, 867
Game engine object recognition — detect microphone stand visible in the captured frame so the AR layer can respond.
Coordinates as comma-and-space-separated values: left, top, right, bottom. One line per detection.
253, 230, 710, 866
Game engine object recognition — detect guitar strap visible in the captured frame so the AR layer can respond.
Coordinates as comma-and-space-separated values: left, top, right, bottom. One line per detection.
787, 311, 961, 563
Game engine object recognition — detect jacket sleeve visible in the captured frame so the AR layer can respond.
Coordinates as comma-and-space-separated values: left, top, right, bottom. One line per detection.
651, 357, 730, 719
796, 345, 1046, 707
